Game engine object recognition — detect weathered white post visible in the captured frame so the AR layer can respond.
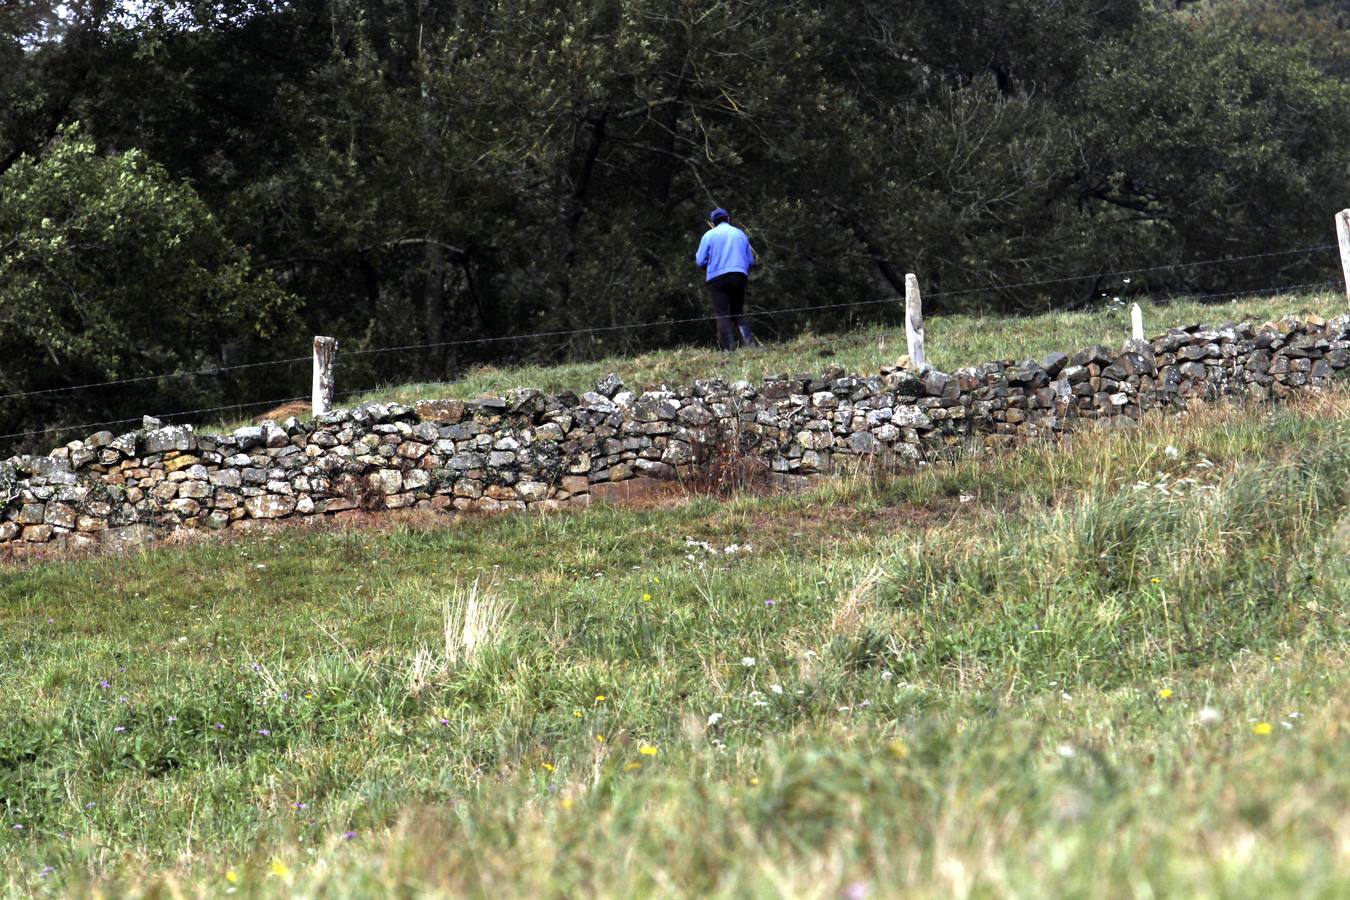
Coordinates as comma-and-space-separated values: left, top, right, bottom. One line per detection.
312, 336, 338, 416
1337, 210, 1350, 304
1131, 303, 1145, 341
904, 273, 926, 371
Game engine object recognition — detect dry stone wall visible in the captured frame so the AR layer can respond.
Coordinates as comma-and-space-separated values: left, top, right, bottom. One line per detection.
2, 314, 1348, 558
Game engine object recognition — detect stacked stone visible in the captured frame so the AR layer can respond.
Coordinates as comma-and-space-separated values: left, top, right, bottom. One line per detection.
1, 314, 1346, 555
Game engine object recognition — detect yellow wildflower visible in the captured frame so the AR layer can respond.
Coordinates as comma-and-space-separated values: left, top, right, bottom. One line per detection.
225, 869, 239, 884
750, 777, 760, 786
269, 858, 290, 879
541, 762, 555, 773
638, 744, 658, 756
625, 762, 643, 771
1158, 688, 1173, 699
887, 738, 910, 760
573, 709, 584, 718
595, 734, 605, 743
1252, 722, 1273, 736
642, 593, 652, 602
594, 695, 606, 703
1150, 577, 1161, 584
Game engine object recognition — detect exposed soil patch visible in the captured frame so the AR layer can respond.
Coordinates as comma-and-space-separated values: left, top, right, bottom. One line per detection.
0, 471, 1003, 571
253, 400, 312, 423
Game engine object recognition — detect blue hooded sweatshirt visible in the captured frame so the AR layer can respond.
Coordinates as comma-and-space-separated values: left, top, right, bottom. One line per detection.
695, 222, 758, 282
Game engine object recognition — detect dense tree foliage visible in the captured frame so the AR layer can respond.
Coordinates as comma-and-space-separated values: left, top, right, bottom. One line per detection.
0, 129, 296, 435
1, 0, 1348, 449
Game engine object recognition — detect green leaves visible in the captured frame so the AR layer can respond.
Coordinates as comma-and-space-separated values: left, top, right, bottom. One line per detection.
0, 127, 296, 447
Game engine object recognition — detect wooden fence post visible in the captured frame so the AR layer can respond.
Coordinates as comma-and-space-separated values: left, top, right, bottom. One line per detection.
1337, 210, 1350, 304
312, 336, 338, 416
1131, 303, 1145, 342
904, 273, 926, 370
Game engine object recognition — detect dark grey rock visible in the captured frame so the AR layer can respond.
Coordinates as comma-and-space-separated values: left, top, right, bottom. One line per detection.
595, 373, 625, 398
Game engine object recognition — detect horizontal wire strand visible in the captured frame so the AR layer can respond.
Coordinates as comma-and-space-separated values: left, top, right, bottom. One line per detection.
0, 242, 1336, 398
1, 268, 1341, 447
0, 395, 308, 442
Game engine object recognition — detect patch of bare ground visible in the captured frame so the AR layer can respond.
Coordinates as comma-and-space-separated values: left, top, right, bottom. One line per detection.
252, 400, 311, 423
714, 494, 1015, 556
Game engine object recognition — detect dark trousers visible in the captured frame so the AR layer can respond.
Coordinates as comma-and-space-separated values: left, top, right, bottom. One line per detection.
707, 272, 755, 351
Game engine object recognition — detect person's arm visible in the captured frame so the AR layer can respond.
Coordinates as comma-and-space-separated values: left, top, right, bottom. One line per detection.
695, 231, 711, 268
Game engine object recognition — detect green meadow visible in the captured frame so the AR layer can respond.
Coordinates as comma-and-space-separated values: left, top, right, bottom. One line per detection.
1, 292, 1347, 897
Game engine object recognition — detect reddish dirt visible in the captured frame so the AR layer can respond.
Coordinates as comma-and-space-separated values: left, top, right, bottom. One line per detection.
0, 475, 992, 570
253, 400, 311, 423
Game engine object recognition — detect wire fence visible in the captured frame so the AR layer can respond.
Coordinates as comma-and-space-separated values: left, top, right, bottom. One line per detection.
1, 242, 1342, 449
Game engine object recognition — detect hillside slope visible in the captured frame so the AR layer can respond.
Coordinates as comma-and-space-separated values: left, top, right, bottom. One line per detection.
1, 370, 1347, 895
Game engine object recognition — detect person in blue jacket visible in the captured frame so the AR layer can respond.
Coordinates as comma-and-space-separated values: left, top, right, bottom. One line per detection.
695, 207, 758, 351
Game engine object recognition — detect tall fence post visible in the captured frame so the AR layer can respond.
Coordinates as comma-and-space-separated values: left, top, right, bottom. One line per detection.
1131, 303, 1145, 342
1337, 210, 1350, 304
904, 273, 926, 370
312, 336, 338, 417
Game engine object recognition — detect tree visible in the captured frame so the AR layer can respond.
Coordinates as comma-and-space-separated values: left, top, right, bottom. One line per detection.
0, 129, 295, 450
1068, 11, 1350, 298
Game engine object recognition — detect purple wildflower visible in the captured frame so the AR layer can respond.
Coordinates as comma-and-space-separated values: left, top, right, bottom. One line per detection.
38, 865, 53, 878
279, 692, 290, 701
114, 726, 126, 733
213, 723, 225, 730
439, 718, 450, 727
258, 728, 271, 736
84, 802, 95, 810
764, 599, 776, 608
12, 824, 23, 830
167, 715, 177, 723
98, 680, 110, 690
842, 882, 870, 900
293, 802, 307, 809
342, 830, 358, 841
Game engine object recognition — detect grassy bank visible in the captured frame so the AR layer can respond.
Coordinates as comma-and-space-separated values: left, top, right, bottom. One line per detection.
2, 380, 1347, 896
330, 289, 1346, 412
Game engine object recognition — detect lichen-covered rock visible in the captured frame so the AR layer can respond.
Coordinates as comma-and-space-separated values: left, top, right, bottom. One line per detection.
143, 425, 194, 454
368, 469, 403, 495
244, 495, 296, 519
595, 373, 625, 398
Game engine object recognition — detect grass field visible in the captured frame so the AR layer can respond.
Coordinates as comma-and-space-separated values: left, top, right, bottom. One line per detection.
2, 292, 1348, 897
